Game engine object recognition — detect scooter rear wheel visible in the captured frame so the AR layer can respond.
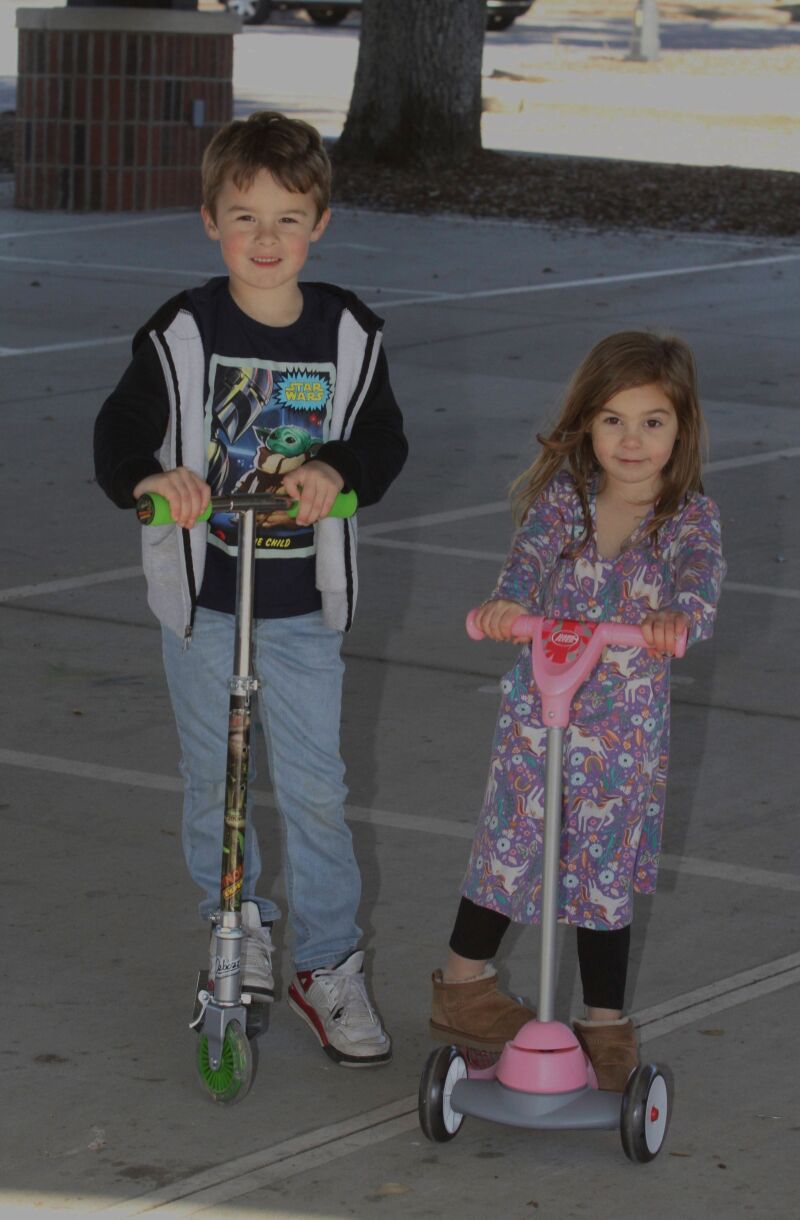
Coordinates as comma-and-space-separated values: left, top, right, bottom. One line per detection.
620, 1063, 672, 1162
418, 1045, 468, 1142
197, 1019, 256, 1105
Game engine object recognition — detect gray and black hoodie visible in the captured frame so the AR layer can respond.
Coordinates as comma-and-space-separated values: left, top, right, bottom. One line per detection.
94, 281, 408, 639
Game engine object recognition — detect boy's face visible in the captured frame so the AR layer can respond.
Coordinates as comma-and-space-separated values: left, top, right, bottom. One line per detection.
201, 169, 330, 306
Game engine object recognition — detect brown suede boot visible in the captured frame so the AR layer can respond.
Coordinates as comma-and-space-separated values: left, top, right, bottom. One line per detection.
430, 967, 536, 1052
573, 1017, 639, 1092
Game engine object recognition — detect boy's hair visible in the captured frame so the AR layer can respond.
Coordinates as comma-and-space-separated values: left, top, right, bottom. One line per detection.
201, 111, 331, 221
510, 331, 706, 549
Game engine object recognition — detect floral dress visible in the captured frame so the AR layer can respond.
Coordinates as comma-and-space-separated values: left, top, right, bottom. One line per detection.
461, 471, 726, 930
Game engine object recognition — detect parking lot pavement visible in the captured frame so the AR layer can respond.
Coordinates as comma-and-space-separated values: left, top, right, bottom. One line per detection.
1, 191, 799, 1216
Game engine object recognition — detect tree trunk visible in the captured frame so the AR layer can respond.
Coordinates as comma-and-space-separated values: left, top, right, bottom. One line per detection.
335, 0, 486, 167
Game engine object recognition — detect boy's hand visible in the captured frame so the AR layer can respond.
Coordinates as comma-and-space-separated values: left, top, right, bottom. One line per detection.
133, 468, 210, 531
473, 598, 529, 642
280, 461, 344, 526
640, 609, 690, 658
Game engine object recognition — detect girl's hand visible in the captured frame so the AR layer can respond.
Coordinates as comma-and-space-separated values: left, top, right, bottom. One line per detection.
133, 467, 210, 530
280, 461, 344, 526
641, 609, 690, 658
473, 598, 529, 642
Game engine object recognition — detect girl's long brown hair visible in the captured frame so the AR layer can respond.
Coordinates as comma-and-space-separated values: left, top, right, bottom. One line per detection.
510, 331, 706, 550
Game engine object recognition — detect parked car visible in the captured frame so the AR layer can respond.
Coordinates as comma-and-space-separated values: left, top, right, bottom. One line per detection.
225, 2, 534, 33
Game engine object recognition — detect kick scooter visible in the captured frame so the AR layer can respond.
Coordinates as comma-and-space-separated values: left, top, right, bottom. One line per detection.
419, 612, 686, 1162
138, 487, 358, 1104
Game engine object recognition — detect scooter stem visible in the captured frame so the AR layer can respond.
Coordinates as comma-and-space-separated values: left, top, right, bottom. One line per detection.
539, 725, 564, 1023
234, 508, 256, 683
219, 507, 258, 919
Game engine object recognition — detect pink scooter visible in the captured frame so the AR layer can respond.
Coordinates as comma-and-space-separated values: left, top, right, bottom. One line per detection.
418, 613, 685, 1162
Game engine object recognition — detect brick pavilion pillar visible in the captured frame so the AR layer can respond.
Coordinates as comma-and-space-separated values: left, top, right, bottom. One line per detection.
14, 6, 241, 211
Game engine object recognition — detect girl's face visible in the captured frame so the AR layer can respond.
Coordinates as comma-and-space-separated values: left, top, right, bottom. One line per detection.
590, 382, 679, 499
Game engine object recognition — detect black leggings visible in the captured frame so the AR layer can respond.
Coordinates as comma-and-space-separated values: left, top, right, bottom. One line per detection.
449, 896, 631, 1012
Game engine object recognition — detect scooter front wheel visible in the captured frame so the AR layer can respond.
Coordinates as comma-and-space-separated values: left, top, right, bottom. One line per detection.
197, 1019, 256, 1104
620, 1063, 672, 1162
418, 1045, 468, 1142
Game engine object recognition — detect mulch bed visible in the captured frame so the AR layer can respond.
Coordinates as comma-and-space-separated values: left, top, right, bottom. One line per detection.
2, 111, 797, 237
331, 150, 800, 238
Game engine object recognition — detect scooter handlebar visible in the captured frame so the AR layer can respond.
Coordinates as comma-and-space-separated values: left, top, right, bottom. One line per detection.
465, 609, 687, 658
136, 488, 359, 527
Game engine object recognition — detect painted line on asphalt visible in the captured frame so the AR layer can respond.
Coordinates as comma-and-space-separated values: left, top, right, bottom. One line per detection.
0, 254, 444, 299
92, 951, 800, 1214
358, 538, 800, 600
2, 748, 799, 894
634, 950, 800, 1043
0, 255, 215, 278
3, 252, 798, 355
1, 571, 797, 613
99, 1098, 421, 1215
357, 446, 800, 537
0, 213, 193, 242
0, 446, 796, 602
373, 251, 800, 311
0, 335, 131, 357
0, 566, 143, 604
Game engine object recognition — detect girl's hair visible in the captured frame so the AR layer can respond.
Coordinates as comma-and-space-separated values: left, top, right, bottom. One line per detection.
510, 331, 706, 548
201, 111, 331, 222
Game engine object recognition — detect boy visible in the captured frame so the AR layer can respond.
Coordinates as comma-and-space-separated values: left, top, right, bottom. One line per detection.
94, 112, 407, 1066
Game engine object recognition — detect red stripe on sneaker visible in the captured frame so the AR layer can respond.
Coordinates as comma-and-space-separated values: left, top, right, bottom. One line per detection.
288, 983, 329, 1046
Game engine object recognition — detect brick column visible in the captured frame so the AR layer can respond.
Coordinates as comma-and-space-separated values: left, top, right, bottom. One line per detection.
15, 7, 241, 211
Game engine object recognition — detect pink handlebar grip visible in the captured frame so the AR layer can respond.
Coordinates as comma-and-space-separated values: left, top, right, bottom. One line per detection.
466, 609, 687, 658
465, 609, 484, 640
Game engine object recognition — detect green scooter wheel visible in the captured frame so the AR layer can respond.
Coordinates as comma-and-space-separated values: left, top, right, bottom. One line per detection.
196, 1019, 256, 1104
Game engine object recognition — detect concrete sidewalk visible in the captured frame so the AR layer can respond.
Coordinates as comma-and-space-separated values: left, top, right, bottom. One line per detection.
1, 184, 799, 1216
1, 1, 799, 170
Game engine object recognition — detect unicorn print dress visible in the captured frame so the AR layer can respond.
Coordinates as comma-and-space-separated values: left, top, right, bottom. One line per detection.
461, 471, 726, 930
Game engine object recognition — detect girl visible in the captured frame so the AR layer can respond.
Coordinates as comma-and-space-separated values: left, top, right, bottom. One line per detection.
430, 331, 726, 1090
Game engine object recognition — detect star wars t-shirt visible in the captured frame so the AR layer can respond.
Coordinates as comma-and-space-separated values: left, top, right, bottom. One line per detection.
188, 279, 343, 618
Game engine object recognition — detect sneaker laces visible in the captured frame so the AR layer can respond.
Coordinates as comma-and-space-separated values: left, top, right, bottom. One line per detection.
313, 966, 378, 1030
243, 923, 273, 954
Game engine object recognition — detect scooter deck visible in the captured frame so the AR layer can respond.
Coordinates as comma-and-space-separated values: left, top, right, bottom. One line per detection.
451, 1077, 621, 1131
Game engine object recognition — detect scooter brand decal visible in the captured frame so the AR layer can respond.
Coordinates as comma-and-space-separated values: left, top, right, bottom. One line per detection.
543, 620, 596, 664
214, 955, 240, 976
551, 629, 580, 649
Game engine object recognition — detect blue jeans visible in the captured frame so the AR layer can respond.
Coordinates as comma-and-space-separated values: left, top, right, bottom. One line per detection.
162, 607, 362, 970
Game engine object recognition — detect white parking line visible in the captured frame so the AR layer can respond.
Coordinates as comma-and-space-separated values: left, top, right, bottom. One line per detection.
1, 443, 797, 603
358, 537, 800, 599
88, 951, 800, 1214
0, 336, 131, 357
358, 447, 800, 540
3, 250, 799, 356
99, 1098, 421, 1215
0, 213, 193, 242
0, 255, 217, 278
0, 566, 142, 604
0, 254, 446, 299
2, 747, 798, 893
374, 251, 800, 311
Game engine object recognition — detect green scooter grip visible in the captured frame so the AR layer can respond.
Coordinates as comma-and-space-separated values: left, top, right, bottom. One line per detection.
136, 489, 358, 526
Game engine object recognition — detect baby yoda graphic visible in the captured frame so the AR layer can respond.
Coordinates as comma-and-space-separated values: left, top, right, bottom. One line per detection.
233, 425, 321, 524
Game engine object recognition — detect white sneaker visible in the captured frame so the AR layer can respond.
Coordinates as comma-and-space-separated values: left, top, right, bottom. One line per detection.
288, 950, 392, 1066
209, 901, 275, 1003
